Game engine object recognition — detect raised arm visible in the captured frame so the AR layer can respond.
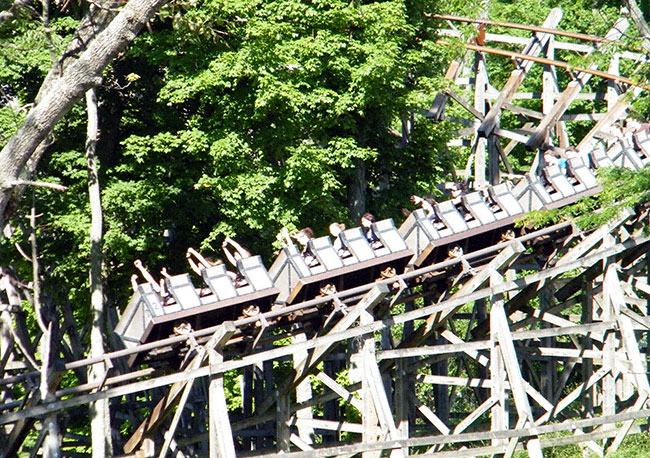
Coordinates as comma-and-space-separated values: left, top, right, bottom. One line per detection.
222, 244, 237, 268
277, 227, 294, 248
130, 274, 140, 292
224, 237, 251, 258
411, 195, 435, 218
186, 247, 211, 275
133, 259, 161, 294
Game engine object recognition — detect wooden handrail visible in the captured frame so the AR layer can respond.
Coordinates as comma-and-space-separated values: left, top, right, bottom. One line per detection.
437, 40, 650, 91
431, 13, 614, 44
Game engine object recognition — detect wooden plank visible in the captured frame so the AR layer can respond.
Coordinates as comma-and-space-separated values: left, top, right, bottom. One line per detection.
360, 308, 381, 458
364, 358, 402, 443
208, 344, 237, 458
477, 8, 563, 137
526, 19, 629, 149
577, 85, 644, 152
491, 271, 543, 458
290, 433, 315, 452
606, 266, 650, 396
293, 330, 314, 445
452, 396, 496, 434
315, 372, 362, 412
277, 395, 291, 453
417, 374, 493, 389
291, 418, 364, 434
409, 392, 450, 435
124, 322, 236, 454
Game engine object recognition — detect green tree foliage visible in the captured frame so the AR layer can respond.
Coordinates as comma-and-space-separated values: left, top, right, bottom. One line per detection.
517, 166, 650, 230
124, 0, 470, 254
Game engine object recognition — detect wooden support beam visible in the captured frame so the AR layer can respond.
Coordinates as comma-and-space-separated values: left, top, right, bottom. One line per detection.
577, 86, 644, 152
477, 8, 563, 138
490, 271, 543, 458
124, 322, 236, 454
208, 343, 237, 458
526, 19, 629, 150
360, 308, 381, 458
257, 284, 390, 417
409, 392, 450, 435
606, 266, 650, 397
411, 241, 525, 345
315, 372, 362, 412
292, 329, 314, 445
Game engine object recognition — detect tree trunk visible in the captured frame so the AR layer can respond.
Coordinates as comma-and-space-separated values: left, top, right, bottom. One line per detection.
86, 88, 112, 457
0, 0, 169, 229
347, 158, 367, 222
625, 0, 650, 53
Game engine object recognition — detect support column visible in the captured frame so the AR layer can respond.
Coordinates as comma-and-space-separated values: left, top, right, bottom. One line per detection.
490, 296, 508, 447
360, 309, 381, 458
292, 328, 314, 445
491, 271, 543, 458
209, 348, 237, 458
474, 51, 489, 188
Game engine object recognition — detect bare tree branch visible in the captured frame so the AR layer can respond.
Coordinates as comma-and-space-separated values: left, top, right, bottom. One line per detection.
0, 0, 170, 230
625, 0, 650, 53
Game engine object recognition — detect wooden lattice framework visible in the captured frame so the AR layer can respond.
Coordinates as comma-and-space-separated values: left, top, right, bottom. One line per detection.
1, 8, 650, 458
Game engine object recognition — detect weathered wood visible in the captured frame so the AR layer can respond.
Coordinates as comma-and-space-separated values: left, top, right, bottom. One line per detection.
208, 345, 237, 458
490, 271, 543, 458
477, 8, 563, 137
409, 392, 450, 435
360, 308, 381, 458
283, 284, 389, 394
124, 322, 236, 454
406, 241, 525, 348
577, 85, 644, 152
526, 19, 629, 150
292, 329, 314, 445
315, 372, 362, 412
290, 418, 364, 434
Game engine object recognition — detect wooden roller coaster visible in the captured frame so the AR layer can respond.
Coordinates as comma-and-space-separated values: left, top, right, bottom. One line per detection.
2, 7, 650, 458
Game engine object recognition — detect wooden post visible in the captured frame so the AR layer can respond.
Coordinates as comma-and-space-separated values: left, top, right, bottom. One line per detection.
432, 334, 449, 425
474, 52, 489, 188
490, 295, 508, 447
209, 348, 237, 458
539, 287, 556, 403
581, 277, 595, 422
491, 271, 543, 458
527, 19, 629, 150
478, 8, 563, 138
292, 327, 314, 445
241, 368, 253, 450
276, 394, 291, 453
360, 308, 381, 458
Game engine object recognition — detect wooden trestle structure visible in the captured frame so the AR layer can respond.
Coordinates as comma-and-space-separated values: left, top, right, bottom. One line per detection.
2, 8, 650, 458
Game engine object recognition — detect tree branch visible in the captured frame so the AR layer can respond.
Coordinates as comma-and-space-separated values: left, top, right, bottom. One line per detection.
0, 0, 170, 229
